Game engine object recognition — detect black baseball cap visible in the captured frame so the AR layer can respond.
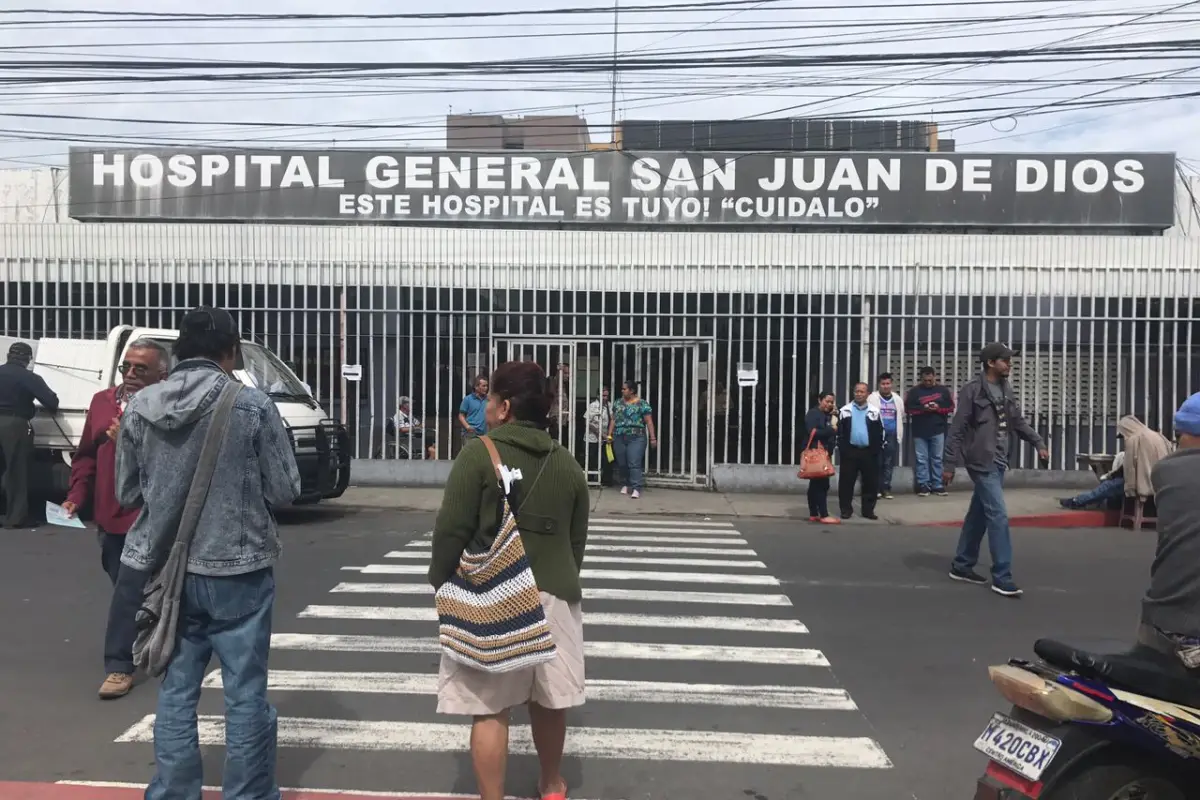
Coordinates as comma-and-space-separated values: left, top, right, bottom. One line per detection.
980, 342, 1018, 363
180, 306, 239, 337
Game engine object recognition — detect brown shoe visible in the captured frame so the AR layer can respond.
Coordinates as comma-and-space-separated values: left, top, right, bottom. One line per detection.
99, 672, 134, 699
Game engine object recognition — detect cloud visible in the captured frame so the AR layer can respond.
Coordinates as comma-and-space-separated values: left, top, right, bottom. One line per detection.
0, 0, 1196, 166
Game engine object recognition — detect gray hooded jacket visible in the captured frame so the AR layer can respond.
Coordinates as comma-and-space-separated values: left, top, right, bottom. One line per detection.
116, 358, 301, 576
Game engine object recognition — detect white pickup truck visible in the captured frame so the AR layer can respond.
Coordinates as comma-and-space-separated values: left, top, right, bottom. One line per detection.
1, 325, 350, 506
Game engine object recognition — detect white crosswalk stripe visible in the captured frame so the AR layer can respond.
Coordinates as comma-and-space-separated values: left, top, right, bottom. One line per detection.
113, 515, 893, 788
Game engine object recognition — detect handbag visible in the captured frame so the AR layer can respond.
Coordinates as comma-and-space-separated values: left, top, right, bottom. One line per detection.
434, 435, 558, 674
132, 380, 243, 678
797, 428, 836, 480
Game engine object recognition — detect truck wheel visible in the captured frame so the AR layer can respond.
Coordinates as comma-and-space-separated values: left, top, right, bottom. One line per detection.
1044, 761, 1185, 800
49, 460, 71, 500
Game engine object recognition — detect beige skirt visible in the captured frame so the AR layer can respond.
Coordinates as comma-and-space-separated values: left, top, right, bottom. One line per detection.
436, 591, 586, 716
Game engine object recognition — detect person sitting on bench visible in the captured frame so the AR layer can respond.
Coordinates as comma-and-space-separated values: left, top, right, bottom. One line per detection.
1060, 416, 1171, 510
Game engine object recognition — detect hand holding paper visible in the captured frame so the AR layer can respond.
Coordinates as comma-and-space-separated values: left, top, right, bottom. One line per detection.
46, 501, 86, 529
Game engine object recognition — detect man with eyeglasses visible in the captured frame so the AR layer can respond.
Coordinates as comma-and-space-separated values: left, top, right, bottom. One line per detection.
62, 338, 169, 699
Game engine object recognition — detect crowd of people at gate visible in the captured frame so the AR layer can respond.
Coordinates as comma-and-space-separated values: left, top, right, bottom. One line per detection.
454, 368, 658, 500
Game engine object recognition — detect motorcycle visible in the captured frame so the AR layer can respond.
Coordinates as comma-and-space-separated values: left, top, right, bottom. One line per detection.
972, 637, 1200, 799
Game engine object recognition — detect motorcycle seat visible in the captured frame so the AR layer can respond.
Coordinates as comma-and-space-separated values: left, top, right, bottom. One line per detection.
1034, 637, 1200, 708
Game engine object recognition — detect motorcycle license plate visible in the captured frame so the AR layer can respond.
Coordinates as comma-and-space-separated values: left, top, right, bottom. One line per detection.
974, 713, 1062, 781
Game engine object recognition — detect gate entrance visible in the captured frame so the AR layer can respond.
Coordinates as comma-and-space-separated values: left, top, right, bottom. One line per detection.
609, 341, 711, 488
492, 338, 712, 488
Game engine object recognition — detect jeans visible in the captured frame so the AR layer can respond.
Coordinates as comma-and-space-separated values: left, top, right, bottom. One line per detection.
1064, 477, 1125, 508
613, 432, 648, 491
806, 477, 830, 518
147, 568, 279, 800
952, 466, 1012, 584
99, 531, 125, 585
913, 433, 946, 491
879, 431, 899, 492
105, 562, 149, 675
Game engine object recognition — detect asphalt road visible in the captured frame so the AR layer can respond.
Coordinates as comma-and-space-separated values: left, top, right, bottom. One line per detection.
0, 506, 1153, 800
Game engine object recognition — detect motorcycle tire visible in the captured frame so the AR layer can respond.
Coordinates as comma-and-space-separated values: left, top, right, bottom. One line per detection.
1044, 761, 1186, 800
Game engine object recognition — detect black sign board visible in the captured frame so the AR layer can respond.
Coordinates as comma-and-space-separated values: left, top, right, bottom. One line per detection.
67, 147, 1177, 229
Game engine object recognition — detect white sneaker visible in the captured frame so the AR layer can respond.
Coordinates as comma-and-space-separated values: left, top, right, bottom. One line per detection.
620, 486, 628, 495
631, 490, 641, 500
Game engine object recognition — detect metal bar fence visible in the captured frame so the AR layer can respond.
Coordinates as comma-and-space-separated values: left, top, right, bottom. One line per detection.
0, 223, 1196, 485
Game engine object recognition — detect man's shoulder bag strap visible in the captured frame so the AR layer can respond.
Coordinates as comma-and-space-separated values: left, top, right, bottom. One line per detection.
172, 380, 243, 553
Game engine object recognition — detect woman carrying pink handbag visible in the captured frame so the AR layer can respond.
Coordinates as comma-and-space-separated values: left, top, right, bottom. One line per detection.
800, 391, 841, 524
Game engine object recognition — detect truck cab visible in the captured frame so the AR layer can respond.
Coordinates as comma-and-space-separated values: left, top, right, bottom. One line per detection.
4, 325, 349, 506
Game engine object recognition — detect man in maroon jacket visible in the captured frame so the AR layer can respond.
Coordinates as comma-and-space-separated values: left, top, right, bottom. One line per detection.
62, 339, 169, 699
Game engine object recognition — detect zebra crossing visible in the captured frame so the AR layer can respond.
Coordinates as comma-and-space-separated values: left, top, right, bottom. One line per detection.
112, 515, 892, 795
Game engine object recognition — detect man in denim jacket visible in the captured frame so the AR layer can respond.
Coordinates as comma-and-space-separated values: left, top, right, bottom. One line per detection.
115, 306, 301, 800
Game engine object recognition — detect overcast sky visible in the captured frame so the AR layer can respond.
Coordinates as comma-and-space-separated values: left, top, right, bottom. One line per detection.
0, 0, 1197, 169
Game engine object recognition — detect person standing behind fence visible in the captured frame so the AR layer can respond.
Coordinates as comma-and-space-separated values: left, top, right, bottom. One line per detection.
868, 373, 903, 500
607, 380, 657, 500
905, 366, 955, 496
943, 342, 1048, 598
584, 386, 614, 486
803, 391, 840, 525
837, 383, 884, 520
458, 375, 489, 449
115, 306, 301, 799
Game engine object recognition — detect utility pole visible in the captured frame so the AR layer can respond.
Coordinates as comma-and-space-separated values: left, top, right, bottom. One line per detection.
609, 0, 619, 146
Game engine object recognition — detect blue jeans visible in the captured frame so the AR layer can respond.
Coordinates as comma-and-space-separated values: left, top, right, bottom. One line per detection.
879, 431, 899, 492
147, 568, 279, 800
1065, 477, 1124, 508
913, 433, 946, 491
952, 467, 1012, 584
613, 432, 648, 491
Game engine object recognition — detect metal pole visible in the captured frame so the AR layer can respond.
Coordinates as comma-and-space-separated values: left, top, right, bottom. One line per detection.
339, 288, 348, 427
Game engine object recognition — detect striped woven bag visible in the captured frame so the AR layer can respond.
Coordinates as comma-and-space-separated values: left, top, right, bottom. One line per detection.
434, 435, 558, 673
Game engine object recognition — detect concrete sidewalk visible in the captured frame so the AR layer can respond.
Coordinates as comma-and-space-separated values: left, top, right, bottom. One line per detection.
328, 483, 1113, 528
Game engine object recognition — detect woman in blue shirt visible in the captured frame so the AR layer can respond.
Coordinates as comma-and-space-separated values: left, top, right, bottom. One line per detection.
606, 380, 657, 499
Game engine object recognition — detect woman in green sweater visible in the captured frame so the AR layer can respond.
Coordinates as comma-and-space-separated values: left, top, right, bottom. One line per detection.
429, 360, 590, 800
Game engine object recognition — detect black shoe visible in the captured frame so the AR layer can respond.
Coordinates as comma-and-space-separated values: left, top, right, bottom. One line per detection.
863, 513, 879, 520
949, 567, 988, 585
935, 490, 949, 497
992, 580, 1024, 597
841, 510, 854, 520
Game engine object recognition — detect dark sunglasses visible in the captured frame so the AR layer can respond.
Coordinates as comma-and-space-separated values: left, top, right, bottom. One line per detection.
118, 362, 153, 377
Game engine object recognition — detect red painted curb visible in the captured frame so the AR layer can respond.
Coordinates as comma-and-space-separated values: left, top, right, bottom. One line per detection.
0, 785, 463, 800
924, 509, 1123, 529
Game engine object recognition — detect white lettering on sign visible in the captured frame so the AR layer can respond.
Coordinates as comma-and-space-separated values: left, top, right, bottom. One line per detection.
1015, 158, 1145, 194
758, 158, 900, 193
78, 150, 1166, 227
